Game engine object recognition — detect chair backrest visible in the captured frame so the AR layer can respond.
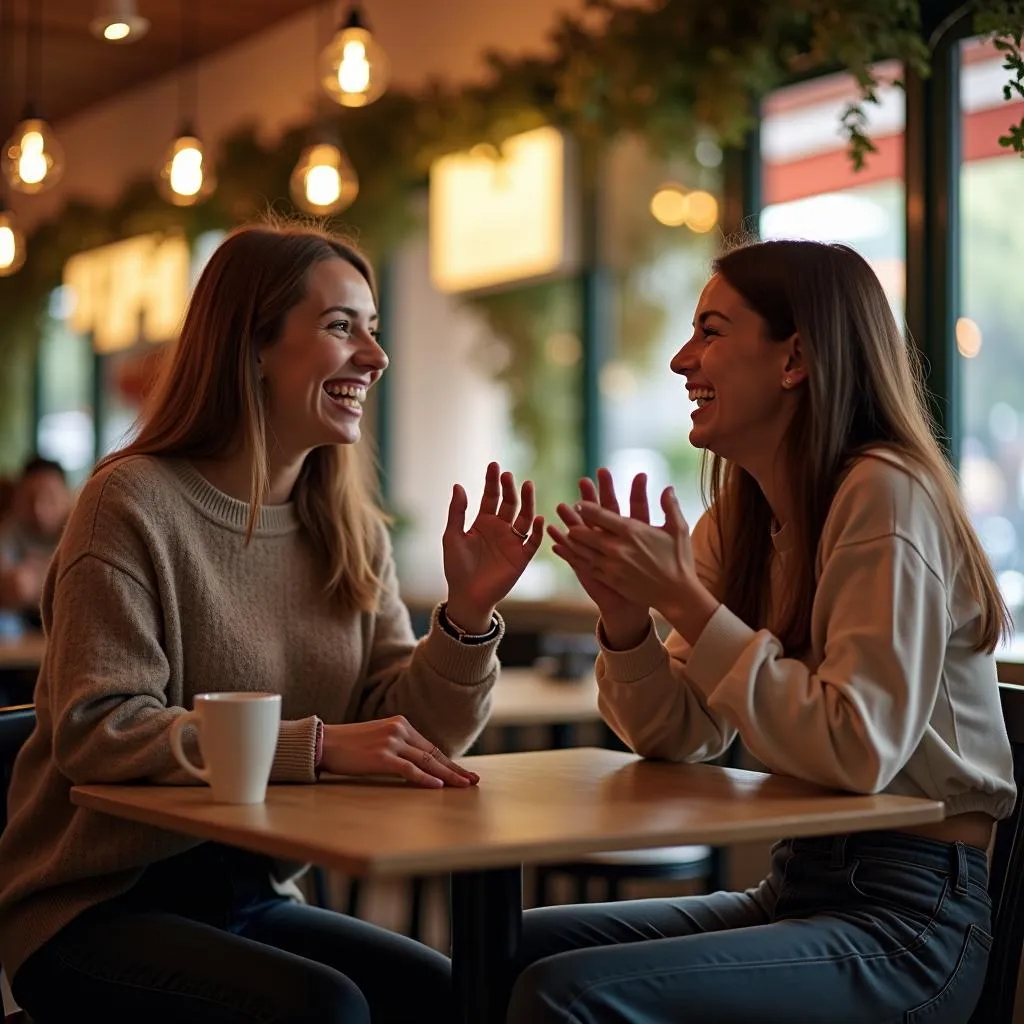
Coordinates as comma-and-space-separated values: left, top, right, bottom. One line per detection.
0, 704, 35, 835
971, 683, 1024, 1023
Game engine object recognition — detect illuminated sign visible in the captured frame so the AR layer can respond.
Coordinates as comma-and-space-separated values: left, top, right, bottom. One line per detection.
429, 126, 576, 294
62, 233, 190, 353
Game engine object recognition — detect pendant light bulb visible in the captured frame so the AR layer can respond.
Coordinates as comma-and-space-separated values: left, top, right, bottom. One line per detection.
290, 141, 359, 215
2, 117, 65, 194
90, 0, 150, 43
0, 207, 26, 276
158, 132, 215, 206
319, 5, 388, 108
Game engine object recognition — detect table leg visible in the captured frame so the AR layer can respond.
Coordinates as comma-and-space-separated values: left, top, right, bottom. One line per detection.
450, 866, 523, 1024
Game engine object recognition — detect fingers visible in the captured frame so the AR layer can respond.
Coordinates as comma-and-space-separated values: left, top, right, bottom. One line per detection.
565, 524, 606, 554
497, 470, 518, 522
547, 523, 569, 547
630, 473, 650, 524
477, 461, 501, 517
445, 483, 468, 537
520, 515, 546, 557
509, 479, 535, 535
578, 477, 599, 506
661, 486, 688, 533
395, 760, 446, 789
575, 502, 630, 535
426, 743, 480, 785
398, 744, 475, 787
402, 727, 480, 785
556, 501, 584, 528
596, 468, 622, 514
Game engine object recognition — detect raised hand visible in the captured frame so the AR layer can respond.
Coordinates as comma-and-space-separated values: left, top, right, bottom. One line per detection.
321, 717, 480, 789
561, 478, 718, 644
443, 461, 544, 632
565, 479, 696, 608
548, 469, 653, 649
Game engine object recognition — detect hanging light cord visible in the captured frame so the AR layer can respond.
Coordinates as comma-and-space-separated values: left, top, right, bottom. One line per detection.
0, 0, 10, 134
178, 0, 198, 133
26, 0, 44, 118
0, 0, 10, 207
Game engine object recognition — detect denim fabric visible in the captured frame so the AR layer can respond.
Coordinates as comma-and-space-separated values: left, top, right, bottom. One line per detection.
508, 831, 992, 1023
12, 843, 452, 1024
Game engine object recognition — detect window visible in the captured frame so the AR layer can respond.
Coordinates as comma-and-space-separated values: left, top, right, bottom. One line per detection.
36, 302, 94, 487
601, 134, 722, 528
956, 37, 1024, 657
760, 64, 906, 318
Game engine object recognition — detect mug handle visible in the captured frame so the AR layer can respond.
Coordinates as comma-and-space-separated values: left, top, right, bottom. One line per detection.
169, 711, 210, 784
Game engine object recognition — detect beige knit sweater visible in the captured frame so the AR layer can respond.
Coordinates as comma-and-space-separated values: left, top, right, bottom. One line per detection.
0, 455, 501, 980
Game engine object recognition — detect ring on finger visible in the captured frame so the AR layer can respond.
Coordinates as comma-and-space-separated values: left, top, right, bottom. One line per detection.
510, 523, 528, 540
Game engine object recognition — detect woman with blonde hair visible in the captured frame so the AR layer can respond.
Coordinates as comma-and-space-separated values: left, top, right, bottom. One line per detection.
510, 239, 1015, 1023
0, 223, 543, 1023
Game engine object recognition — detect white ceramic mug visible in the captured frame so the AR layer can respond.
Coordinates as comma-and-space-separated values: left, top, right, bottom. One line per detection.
169, 692, 281, 804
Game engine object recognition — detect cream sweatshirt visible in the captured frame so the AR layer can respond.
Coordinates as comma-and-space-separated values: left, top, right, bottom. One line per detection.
596, 452, 1016, 819
0, 455, 501, 980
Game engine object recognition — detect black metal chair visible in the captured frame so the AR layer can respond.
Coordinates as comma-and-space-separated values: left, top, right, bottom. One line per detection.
969, 681, 1024, 1023
1, 704, 36, 1024
0, 704, 34, 837
535, 843, 721, 905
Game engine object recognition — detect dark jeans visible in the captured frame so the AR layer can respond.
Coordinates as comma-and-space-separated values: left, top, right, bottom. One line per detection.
509, 831, 992, 1023
12, 843, 452, 1024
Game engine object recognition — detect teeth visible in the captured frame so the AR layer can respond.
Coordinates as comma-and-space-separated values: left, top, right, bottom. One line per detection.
689, 387, 716, 406
324, 383, 366, 403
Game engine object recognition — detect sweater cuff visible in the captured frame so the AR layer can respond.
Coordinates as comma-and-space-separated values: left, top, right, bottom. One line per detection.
595, 615, 666, 682
271, 716, 320, 783
685, 603, 758, 696
313, 717, 324, 779
418, 603, 504, 684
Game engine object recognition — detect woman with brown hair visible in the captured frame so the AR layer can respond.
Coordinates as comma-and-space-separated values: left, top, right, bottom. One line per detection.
509, 239, 1015, 1023
0, 223, 543, 1023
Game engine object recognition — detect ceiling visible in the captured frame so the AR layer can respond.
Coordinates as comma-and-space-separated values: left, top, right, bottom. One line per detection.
1, 0, 326, 127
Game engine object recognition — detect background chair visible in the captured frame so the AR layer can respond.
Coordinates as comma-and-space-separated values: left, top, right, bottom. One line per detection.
535, 843, 722, 905
970, 681, 1024, 1023
1, 703, 36, 1024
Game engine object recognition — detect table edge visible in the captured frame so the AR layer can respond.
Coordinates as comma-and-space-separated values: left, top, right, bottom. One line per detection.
72, 785, 945, 877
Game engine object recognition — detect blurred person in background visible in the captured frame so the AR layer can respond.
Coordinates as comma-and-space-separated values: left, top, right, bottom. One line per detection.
0, 456, 72, 631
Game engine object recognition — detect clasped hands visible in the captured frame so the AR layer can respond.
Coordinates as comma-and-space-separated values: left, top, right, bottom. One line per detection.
547, 468, 720, 653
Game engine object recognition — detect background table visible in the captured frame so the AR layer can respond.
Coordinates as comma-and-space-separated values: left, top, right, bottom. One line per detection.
0, 633, 45, 671
487, 667, 598, 741
73, 746, 945, 1024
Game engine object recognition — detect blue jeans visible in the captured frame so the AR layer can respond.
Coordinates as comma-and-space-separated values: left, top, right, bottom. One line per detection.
508, 831, 992, 1023
12, 843, 452, 1023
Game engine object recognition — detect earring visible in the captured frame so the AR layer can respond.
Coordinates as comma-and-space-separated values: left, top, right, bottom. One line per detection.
783, 377, 793, 388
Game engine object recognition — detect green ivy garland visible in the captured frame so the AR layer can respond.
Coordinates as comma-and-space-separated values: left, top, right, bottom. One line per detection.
0, 0, 1021, 468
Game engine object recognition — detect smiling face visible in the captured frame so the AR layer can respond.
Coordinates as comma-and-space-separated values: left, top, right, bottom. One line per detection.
669, 273, 804, 470
258, 257, 388, 457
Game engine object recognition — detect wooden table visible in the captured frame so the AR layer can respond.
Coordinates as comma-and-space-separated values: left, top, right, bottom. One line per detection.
73, 746, 944, 1024
488, 668, 599, 730
0, 632, 45, 671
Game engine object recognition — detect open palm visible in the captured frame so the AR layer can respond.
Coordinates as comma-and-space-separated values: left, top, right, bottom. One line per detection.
443, 462, 544, 614
548, 470, 650, 622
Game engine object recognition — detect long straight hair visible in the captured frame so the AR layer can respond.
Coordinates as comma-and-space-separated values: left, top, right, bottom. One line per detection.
97, 223, 387, 612
704, 239, 1009, 654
